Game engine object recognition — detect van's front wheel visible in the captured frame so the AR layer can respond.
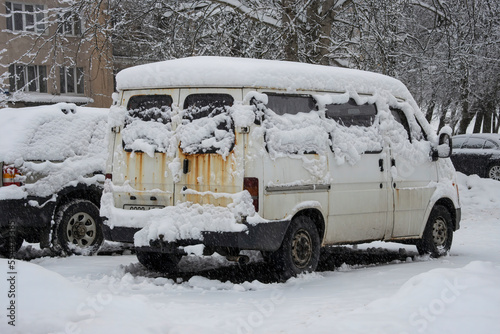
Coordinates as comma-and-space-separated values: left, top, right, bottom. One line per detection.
270, 216, 320, 280
417, 205, 453, 258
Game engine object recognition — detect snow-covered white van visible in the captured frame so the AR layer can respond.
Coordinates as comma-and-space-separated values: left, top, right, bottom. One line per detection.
102, 57, 460, 278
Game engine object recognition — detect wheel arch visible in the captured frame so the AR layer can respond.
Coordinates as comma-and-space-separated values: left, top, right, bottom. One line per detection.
291, 208, 326, 244
432, 197, 458, 231
53, 184, 102, 217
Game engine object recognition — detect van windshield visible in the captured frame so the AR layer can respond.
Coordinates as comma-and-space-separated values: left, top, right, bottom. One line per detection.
179, 94, 235, 156
122, 94, 175, 155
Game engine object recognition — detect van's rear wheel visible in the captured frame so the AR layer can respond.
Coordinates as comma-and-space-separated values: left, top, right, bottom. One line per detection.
417, 205, 453, 258
270, 216, 320, 280
136, 249, 181, 273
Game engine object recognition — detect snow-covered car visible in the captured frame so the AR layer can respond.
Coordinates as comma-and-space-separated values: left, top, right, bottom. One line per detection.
0, 103, 108, 257
451, 134, 500, 181
102, 57, 461, 279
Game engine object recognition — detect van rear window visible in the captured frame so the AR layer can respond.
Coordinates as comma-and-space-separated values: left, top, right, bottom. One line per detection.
122, 94, 174, 155
126, 95, 173, 124
179, 94, 235, 156
325, 99, 376, 127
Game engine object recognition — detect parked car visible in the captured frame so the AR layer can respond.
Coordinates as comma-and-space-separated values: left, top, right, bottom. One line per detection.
0, 103, 108, 257
101, 57, 460, 279
451, 133, 500, 181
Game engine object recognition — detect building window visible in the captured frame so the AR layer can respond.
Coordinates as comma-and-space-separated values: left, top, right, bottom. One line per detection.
60, 67, 85, 94
9, 64, 47, 93
57, 12, 82, 36
5, 2, 45, 33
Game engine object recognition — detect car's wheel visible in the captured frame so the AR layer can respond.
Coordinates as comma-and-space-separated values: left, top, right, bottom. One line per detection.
136, 249, 182, 273
488, 164, 500, 181
416, 205, 453, 258
0, 229, 23, 258
54, 199, 104, 255
269, 216, 320, 280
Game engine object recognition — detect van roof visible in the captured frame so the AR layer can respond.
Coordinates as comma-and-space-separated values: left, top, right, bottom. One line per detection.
116, 56, 411, 99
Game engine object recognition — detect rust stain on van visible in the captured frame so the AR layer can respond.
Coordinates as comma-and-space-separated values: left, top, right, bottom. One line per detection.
179, 151, 238, 207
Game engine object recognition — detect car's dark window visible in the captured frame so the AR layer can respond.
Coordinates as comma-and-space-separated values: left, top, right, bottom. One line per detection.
180, 94, 235, 155
452, 137, 467, 149
463, 137, 485, 149
483, 140, 498, 149
126, 95, 173, 125
265, 93, 316, 115
325, 98, 376, 127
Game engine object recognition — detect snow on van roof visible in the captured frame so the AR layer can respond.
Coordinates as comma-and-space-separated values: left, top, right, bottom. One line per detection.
116, 56, 412, 99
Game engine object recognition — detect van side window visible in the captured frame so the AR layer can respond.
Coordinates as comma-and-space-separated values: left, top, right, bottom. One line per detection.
265, 93, 316, 115
325, 99, 376, 127
180, 94, 235, 155
126, 95, 173, 125
390, 108, 411, 141
122, 95, 174, 154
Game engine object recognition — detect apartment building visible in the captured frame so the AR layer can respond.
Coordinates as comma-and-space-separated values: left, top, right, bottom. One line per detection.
1, 0, 113, 108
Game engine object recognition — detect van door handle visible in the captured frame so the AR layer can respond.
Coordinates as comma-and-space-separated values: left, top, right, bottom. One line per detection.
379, 159, 384, 172
183, 159, 189, 174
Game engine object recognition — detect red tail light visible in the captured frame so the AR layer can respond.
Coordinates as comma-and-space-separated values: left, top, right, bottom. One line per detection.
2, 165, 23, 187
105, 173, 113, 181
244, 177, 259, 212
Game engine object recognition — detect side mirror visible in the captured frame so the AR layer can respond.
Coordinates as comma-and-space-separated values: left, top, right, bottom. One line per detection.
434, 132, 453, 160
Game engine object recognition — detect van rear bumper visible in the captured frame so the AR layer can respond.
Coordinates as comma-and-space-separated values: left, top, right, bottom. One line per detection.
120, 220, 291, 253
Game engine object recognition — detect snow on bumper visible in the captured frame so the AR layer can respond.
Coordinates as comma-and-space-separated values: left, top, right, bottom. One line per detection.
133, 202, 249, 247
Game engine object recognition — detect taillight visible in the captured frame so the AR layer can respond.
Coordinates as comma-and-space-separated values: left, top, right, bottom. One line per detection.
244, 177, 259, 212
105, 173, 113, 181
2, 165, 23, 187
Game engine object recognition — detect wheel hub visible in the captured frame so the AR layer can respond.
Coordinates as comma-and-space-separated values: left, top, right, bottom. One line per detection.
489, 166, 500, 181
66, 212, 96, 247
432, 218, 447, 246
291, 229, 313, 268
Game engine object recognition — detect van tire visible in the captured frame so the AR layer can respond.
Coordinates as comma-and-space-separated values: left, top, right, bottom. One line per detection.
54, 199, 104, 255
0, 229, 23, 258
416, 205, 453, 258
270, 216, 320, 280
136, 250, 181, 273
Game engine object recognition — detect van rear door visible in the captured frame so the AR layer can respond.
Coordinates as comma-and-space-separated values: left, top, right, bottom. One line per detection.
113, 91, 178, 210
174, 89, 245, 206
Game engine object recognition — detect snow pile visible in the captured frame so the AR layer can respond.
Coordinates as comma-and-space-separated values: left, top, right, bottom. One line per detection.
456, 172, 500, 210
0, 104, 108, 199
264, 110, 329, 156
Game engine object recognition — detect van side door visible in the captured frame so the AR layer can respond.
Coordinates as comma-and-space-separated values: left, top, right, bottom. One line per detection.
389, 108, 438, 238
325, 99, 392, 244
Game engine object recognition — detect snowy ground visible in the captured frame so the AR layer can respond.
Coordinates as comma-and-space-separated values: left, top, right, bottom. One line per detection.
1, 173, 499, 334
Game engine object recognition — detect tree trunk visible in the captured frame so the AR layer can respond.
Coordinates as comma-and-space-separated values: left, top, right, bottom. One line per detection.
281, 0, 298, 61
473, 111, 483, 133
